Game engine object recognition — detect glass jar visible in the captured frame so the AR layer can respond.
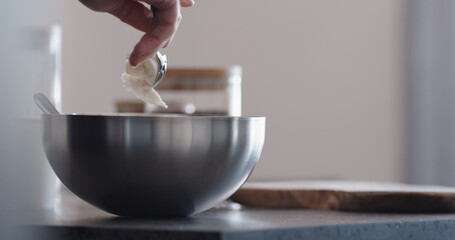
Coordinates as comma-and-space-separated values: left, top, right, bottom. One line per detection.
146, 66, 242, 116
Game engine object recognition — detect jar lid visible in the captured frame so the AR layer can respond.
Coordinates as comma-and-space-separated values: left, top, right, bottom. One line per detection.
156, 66, 242, 90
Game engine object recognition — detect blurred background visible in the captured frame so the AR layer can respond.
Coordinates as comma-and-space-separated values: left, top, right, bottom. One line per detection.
49, 0, 411, 183
4, 0, 455, 211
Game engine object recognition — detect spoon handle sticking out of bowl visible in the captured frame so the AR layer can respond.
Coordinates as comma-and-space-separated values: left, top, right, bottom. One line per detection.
33, 93, 61, 114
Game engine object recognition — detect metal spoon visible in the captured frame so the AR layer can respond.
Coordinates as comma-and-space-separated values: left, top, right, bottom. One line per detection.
153, 51, 167, 88
33, 93, 60, 114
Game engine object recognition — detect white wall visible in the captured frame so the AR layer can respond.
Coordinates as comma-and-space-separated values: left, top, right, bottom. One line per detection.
38, 0, 408, 182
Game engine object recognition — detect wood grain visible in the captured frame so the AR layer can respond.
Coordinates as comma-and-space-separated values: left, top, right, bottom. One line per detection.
231, 181, 455, 213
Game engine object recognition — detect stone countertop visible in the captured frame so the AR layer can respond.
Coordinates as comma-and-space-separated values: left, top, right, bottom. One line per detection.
21, 206, 455, 240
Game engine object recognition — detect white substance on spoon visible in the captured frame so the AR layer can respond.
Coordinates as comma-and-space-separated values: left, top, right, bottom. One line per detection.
121, 55, 167, 108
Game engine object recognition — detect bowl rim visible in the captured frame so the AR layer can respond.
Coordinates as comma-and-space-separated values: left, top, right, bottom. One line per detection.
41, 113, 266, 120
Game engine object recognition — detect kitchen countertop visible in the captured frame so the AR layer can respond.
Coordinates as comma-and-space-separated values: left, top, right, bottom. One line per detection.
20, 206, 455, 240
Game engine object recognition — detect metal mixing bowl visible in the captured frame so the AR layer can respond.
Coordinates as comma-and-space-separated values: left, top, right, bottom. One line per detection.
41, 113, 265, 217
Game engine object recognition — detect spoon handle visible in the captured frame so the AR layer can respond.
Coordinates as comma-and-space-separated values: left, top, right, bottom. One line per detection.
33, 93, 60, 114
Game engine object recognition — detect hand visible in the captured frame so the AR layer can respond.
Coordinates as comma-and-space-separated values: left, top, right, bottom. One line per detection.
79, 0, 194, 66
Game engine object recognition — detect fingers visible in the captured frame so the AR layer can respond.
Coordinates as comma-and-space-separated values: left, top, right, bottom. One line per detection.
127, 0, 192, 66
79, 0, 125, 12
129, 0, 181, 66
180, 0, 195, 7
129, 17, 176, 65
109, 1, 154, 32
138, 0, 194, 7
81, 0, 193, 67
107, 0, 191, 33
162, 10, 182, 48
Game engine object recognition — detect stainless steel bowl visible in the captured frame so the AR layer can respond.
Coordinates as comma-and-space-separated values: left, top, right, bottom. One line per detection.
41, 113, 265, 217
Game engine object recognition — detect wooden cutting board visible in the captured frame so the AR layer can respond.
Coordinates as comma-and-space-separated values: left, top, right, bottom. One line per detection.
231, 181, 455, 213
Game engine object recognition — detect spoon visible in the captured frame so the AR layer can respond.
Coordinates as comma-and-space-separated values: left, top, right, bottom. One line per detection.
33, 93, 60, 114
152, 51, 167, 88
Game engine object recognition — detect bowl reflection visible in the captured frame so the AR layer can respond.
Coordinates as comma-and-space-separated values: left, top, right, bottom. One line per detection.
42, 114, 265, 217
